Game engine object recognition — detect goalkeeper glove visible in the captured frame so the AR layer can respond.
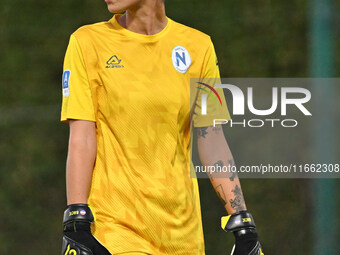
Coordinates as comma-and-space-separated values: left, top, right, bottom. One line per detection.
62, 204, 111, 255
221, 211, 264, 255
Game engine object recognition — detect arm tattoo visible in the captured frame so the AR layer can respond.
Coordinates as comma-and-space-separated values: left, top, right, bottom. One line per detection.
197, 127, 208, 138
212, 125, 222, 134
210, 159, 237, 181
216, 184, 227, 206
207, 160, 224, 178
215, 160, 224, 168
228, 159, 237, 181
229, 185, 246, 211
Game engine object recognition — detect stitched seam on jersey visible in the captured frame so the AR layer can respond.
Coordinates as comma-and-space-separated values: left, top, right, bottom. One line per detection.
199, 37, 213, 80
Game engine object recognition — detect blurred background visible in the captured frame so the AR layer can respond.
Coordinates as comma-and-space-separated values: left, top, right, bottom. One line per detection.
0, 0, 339, 254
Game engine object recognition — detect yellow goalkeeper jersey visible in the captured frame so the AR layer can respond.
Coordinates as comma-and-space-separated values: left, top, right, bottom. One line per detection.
61, 14, 230, 255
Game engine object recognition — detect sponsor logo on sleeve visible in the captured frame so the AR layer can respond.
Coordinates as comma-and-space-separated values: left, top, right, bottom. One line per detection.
62, 70, 71, 97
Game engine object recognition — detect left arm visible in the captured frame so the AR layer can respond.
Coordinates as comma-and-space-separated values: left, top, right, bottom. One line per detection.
195, 39, 264, 254
197, 124, 264, 255
196, 124, 246, 214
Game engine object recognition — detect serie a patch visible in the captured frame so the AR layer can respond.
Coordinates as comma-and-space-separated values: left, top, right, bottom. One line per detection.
62, 70, 71, 97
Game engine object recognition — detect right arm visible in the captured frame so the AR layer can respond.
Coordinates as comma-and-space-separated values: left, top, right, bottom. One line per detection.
66, 119, 96, 205
61, 36, 110, 255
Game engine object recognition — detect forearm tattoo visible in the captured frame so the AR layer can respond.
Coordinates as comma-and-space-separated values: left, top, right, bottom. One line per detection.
212, 125, 222, 134
216, 184, 227, 206
210, 159, 238, 181
197, 127, 208, 138
207, 159, 227, 179
215, 160, 224, 170
228, 159, 237, 181
229, 185, 246, 211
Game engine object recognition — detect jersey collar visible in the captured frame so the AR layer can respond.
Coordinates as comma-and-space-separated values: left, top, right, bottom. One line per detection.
109, 14, 172, 42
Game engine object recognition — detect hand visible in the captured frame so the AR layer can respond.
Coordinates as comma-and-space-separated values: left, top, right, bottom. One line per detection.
221, 211, 264, 255
62, 204, 111, 255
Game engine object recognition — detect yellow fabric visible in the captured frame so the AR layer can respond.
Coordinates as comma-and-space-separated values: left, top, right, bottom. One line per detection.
221, 215, 231, 230
190, 43, 230, 127
61, 35, 96, 122
61, 14, 230, 255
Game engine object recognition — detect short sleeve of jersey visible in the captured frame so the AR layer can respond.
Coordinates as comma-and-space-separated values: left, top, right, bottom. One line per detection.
192, 40, 230, 127
60, 34, 96, 123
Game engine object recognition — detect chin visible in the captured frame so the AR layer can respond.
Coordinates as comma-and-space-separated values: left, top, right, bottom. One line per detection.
107, 4, 126, 13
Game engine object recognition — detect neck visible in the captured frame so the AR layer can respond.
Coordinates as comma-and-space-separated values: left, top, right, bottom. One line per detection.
118, 0, 167, 35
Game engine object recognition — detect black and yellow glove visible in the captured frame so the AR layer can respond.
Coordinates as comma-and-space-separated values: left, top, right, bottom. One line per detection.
221, 211, 264, 255
62, 204, 111, 255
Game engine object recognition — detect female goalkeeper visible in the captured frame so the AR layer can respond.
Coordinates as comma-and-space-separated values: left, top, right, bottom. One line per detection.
60, 0, 263, 254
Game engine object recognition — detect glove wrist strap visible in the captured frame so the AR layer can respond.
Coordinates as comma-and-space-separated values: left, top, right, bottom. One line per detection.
221, 211, 256, 232
63, 204, 94, 226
